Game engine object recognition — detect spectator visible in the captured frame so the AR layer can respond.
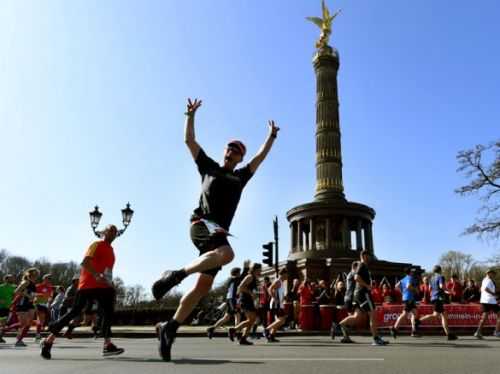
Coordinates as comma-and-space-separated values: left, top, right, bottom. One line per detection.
393, 283, 403, 303
257, 276, 271, 329
463, 280, 480, 303
446, 274, 463, 303
381, 283, 394, 303
420, 276, 431, 304
316, 280, 331, 305
370, 280, 383, 304
61, 276, 79, 317
50, 286, 66, 321
333, 281, 346, 306
298, 280, 313, 306
287, 278, 300, 329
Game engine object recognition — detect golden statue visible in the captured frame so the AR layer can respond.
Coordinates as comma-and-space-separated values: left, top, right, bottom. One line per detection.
306, 0, 341, 50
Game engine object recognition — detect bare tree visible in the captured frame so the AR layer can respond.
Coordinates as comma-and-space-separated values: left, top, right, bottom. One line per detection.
124, 285, 146, 306
455, 141, 500, 242
439, 250, 477, 280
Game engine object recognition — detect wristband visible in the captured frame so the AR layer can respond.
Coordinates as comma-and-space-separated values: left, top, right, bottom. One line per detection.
270, 133, 277, 139
184, 111, 195, 117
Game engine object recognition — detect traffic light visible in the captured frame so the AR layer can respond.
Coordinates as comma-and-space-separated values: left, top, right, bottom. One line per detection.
262, 242, 274, 267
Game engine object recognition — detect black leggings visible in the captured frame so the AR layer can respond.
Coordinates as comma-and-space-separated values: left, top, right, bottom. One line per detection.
50, 288, 115, 339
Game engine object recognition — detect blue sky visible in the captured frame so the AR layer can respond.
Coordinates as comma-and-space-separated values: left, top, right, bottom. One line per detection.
1, 1, 498, 293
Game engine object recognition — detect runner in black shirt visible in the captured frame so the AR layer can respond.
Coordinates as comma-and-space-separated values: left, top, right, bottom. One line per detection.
152, 98, 279, 361
333, 252, 388, 346
206, 267, 242, 339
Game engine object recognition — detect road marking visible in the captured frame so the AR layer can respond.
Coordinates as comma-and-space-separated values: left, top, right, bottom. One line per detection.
195, 358, 384, 362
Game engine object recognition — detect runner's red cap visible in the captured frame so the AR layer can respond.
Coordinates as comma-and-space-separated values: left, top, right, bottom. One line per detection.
227, 140, 246, 157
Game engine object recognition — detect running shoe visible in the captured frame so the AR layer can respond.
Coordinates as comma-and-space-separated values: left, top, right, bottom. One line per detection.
35, 334, 41, 343
228, 327, 236, 342
206, 326, 215, 340
330, 322, 338, 340
40, 339, 52, 360
158, 321, 176, 362
236, 332, 242, 342
474, 331, 483, 340
390, 327, 398, 339
15, 340, 27, 347
494, 331, 500, 338
102, 342, 125, 357
415, 319, 421, 330
267, 336, 280, 343
372, 337, 389, 346
410, 330, 421, 338
263, 328, 270, 340
340, 336, 354, 344
63, 327, 74, 340
447, 333, 458, 341
152, 271, 185, 300
239, 337, 254, 345
0, 336, 6, 344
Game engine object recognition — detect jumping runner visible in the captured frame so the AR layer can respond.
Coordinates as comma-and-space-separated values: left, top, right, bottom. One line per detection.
152, 98, 279, 361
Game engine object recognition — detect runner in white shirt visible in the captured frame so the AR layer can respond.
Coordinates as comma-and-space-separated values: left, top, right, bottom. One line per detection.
264, 268, 288, 343
474, 268, 500, 339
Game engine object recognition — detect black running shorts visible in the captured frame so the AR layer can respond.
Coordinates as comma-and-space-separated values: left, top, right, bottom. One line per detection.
0, 307, 10, 318
431, 299, 445, 314
404, 300, 417, 312
353, 291, 375, 313
272, 308, 286, 318
36, 304, 49, 313
481, 303, 500, 314
226, 299, 238, 315
190, 221, 230, 278
239, 294, 256, 313
344, 299, 354, 313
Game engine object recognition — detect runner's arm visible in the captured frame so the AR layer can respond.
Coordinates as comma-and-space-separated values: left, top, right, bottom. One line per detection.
248, 120, 279, 174
81, 257, 109, 286
484, 286, 496, 296
184, 98, 202, 160
14, 280, 28, 295
237, 275, 253, 295
268, 280, 279, 295
354, 274, 371, 290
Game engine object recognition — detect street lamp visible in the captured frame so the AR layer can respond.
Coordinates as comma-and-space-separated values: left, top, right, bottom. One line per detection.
89, 203, 134, 238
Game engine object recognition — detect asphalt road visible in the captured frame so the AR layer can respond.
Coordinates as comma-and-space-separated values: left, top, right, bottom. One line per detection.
1, 335, 499, 374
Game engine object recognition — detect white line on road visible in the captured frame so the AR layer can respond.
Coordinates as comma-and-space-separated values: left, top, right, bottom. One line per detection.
193, 358, 384, 362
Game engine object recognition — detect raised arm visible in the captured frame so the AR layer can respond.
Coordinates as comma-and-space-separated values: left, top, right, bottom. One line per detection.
248, 120, 280, 174
184, 98, 202, 160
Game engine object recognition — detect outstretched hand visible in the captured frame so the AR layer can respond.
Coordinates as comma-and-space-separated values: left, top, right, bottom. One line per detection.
268, 120, 280, 138
186, 98, 202, 115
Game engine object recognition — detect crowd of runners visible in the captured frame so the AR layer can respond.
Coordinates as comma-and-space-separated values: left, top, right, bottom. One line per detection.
0, 98, 498, 362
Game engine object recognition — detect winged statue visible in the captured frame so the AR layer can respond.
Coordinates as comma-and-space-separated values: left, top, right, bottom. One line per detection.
306, 0, 341, 50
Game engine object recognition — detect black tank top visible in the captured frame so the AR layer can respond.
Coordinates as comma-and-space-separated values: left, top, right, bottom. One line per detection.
18, 280, 36, 308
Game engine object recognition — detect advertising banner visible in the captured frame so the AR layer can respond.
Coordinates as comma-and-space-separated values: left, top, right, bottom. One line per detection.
377, 303, 497, 328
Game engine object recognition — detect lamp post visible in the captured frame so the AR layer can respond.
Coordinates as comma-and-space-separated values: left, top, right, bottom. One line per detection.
89, 203, 134, 238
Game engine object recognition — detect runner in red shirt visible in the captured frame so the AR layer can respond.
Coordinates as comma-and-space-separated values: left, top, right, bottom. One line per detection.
34, 274, 54, 341
40, 225, 124, 359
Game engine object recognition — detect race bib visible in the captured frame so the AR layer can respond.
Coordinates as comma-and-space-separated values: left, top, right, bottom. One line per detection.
200, 219, 231, 236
